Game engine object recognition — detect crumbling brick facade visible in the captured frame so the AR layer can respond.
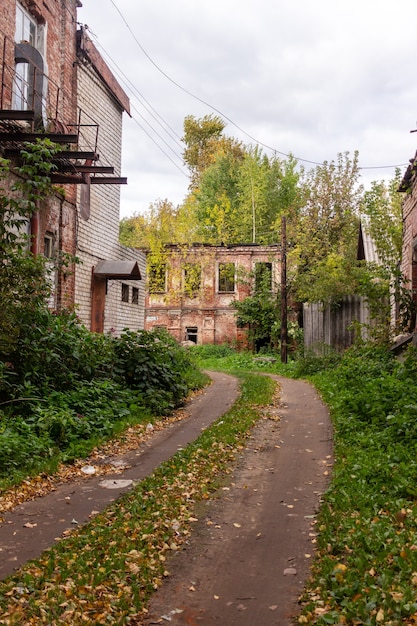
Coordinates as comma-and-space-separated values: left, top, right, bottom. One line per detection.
144, 244, 281, 347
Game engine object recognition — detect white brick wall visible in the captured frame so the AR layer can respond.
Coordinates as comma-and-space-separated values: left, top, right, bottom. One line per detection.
74, 59, 145, 334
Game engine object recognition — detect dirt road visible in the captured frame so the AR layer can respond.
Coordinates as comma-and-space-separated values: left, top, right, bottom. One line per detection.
142, 376, 332, 625
0, 372, 332, 625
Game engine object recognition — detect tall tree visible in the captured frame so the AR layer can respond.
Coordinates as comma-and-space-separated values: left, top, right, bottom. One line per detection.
360, 170, 402, 270
182, 114, 244, 190
292, 151, 363, 304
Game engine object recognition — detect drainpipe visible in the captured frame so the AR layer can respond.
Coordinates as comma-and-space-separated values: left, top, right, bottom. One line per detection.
30, 211, 39, 255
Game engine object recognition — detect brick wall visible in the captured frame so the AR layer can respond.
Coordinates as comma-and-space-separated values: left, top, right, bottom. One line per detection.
145, 244, 281, 346
1, 0, 79, 305
401, 182, 417, 286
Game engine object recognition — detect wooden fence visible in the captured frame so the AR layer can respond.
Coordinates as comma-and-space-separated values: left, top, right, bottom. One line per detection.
303, 296, 371, 352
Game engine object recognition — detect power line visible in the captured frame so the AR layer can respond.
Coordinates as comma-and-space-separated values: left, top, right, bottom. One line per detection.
87, 31, 183, 148
108, 0, 409, 172
82, 26, 187, 178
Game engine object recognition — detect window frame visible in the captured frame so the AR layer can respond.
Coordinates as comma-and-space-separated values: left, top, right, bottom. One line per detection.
254, 262, 273, 293
121, 283, 129, 303
131, 286, 139, 305
185, 327, 198, 344
148, 263, 167, 294
218, 262, 235, 293
183, 262, 201, 297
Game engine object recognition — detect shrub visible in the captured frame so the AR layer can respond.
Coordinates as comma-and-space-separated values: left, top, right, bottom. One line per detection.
9, 310, 114, 397
113, 329, 192, 413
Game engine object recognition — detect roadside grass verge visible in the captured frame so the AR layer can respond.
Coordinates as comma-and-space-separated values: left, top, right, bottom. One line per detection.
297, 345, 417, 625
197, 344, 417, 624
0, 372, 276, 625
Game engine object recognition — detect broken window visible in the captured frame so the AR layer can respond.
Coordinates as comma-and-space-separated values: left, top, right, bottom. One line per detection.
148, 263, 166, 294
183, 263, 201, 297
185, 327, 198, 344
254, 262, 272, 292
218, 262, 235, 293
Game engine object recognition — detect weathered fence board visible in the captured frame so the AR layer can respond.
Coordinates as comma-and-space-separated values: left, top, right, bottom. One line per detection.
303, 296, 371, 352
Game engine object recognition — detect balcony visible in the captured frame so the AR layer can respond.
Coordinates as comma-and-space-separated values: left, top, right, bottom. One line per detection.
0, 31, 126, 186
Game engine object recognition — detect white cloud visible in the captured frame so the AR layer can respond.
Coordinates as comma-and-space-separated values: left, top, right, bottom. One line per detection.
79, 0, 417, 217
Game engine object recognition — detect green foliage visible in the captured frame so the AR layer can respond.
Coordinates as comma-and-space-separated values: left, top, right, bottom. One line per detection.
0, 141, 62, 358
0, 314, 203, 481
232, 284, 281, 349
299, 343, 417, 623
113, 328, 193, 413
5, 310, 115, 399
182, 114, 244, 190
291, 344, 342, 376
183, 262, 201, 296
292, 151, 362, 304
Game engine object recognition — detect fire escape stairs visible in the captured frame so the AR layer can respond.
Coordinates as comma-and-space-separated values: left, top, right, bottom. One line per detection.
0, 109, 127, 185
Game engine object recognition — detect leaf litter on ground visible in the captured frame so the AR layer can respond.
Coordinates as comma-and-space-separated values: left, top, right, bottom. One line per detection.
0, 373, 278, 625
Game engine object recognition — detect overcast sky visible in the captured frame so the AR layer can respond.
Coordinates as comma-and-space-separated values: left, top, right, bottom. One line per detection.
78, 0, 417, 219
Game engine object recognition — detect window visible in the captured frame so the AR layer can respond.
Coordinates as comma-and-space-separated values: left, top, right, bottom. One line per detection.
13, 4, 46, 118
43, 233, 54, 259
15, 4, 37, 47
185, 327, 198, 344
121, 283, 129, 302
218, 262, 235, 293
183, 263, 201, 297
13, 62, 31, 110
254, 262, 272, 292
132, 286, 139, 305
148, 263, 166, 294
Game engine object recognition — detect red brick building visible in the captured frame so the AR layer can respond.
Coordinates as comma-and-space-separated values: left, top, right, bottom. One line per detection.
144, 244, 281, 347
0, 0, 145, 332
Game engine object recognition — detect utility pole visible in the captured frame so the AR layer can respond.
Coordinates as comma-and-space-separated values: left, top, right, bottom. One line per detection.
280, 215, 288, 364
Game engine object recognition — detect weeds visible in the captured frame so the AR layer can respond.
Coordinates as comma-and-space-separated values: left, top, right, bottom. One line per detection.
298, 343, 417, 625
0, 373, 276, 624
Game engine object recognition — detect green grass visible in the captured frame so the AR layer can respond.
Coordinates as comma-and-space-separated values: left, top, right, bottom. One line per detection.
3, 341, 417, 625
297, 344, 417, 625
0, 372, 276, 625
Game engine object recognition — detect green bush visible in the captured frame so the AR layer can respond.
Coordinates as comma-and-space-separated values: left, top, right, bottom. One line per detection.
9, 310, 114, 397
113, 328, 192, 413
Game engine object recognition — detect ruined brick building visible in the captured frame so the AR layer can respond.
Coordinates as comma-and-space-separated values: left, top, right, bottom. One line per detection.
0, 0, 145, 333
144, 244, 281, 347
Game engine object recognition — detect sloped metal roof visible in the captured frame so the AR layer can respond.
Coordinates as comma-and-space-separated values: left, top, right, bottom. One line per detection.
94, 260, 142, 280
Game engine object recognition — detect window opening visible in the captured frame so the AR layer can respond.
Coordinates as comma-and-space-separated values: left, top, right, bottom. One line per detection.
121, 283, 129, 302
218, 262, 235, 293
148, 263, 166, 293
15, 4, 37, 47
132, 286, 139, 305
185, 327, 198, 344
254, 262, 272, 292
183, 263, 201, 297
43, 233, 54, 258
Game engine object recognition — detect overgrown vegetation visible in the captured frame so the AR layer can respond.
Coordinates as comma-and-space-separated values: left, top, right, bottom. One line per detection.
0, 373, 276, 625
0, 320, 205, 485
0, 144, 205, 488
296, 344, 417, 625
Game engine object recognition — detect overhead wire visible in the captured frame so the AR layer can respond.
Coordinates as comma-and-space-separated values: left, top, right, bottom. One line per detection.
108, 0, 409, 172
87, 31, 183, 148
82, 27, 187, 177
